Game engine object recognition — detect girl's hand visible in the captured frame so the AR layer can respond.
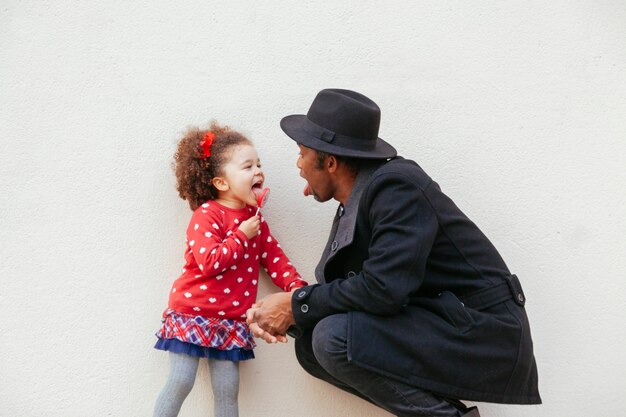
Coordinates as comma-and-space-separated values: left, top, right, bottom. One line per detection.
238, 215, 260, 239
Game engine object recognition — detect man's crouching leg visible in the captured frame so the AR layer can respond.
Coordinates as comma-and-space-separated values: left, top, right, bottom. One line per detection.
305, 314, 473, 417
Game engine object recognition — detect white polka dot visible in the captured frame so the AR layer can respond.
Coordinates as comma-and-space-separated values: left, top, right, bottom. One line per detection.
255, 255, 259, 260
212, 223, 219, 230
253, 243, 257, 248
195, 275, 202, 278
222, 247, 227, 254
252, 280, 257, 285
237, 277, 243, 283
213, 261, 219, 269
200, 284, 207, 290
283, 272, 290, 277
184, 292, 192, 298
247, 267, 253, 272
267, 236, 272, 242
262, 252, 267, 258
189, 240, 195, 247
227, 230, 233, 236
231, 265, 237, 270
277, 244, 281, 248
271, 272, 277, 278
224, 288, 231, 294
211, 249, 216, 255
216, 275, 223, 280
233, 301, 239, 306
241, 314, 246, 318
257, 230, 261, 235
244, 254, 249, 259
244, 241, 248, 248
198, 264, 203, 271
234, 219, 240, 224
182, 268, 186, 273
205, 231, 212, 238
244, 291, 250, 296
287, 262, 292, 265
202, 203, 209, 208
273, 257, 280, 263
235, 238, 241, 244
209, 297, 217, 303
233, 252, 238, 259
202, 210, 207, 213
218, 311, 225, 316
194, 224, 199, 230
193, 307, 200, 311
199, 247, 206, 254
172, 288, 177, 293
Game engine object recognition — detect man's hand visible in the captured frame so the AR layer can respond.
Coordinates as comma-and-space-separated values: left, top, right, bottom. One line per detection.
246, 292, 295, 343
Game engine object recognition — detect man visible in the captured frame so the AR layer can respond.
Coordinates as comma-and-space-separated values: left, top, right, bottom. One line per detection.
247, 89, 541, 417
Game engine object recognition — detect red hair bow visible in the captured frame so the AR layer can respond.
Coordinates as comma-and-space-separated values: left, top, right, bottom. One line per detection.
200, 131, 215, 159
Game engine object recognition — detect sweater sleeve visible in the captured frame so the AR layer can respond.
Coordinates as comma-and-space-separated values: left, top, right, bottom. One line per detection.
186, 208, 250, 276
292, 172, 438, 328
259, 218, 308, 291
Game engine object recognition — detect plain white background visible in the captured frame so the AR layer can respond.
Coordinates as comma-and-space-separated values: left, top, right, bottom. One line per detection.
2, 1, 625, 416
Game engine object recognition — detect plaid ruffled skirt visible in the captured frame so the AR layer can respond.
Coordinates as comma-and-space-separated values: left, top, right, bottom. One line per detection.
155, 309, 255, 361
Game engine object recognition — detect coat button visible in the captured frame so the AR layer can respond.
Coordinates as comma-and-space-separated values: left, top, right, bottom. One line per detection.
301, 304, 309, 313
331, 241, 338, 251
297, 290, 307, 299
517, 293, 525, 303
347, 271, 356, 278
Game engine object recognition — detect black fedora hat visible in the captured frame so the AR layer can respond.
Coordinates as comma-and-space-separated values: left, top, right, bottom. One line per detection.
280, 89, 397, 159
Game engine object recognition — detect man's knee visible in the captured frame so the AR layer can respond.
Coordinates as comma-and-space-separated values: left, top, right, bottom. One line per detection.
311, 314, 349, 374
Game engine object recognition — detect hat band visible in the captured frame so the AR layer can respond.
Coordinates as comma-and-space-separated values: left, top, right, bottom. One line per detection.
302, 118, 376, 151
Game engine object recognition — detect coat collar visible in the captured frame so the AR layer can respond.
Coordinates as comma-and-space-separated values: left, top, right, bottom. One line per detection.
314, 159, 387, 282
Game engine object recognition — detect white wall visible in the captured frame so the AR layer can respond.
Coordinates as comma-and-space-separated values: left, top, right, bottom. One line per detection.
2, 1, 625, 416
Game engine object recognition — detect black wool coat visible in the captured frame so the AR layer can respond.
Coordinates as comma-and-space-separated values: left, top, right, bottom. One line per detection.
291, 157, 541, 404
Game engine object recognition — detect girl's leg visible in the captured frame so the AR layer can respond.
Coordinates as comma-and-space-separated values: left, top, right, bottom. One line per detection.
208, 358, 240, 417
153, 352, 200, 417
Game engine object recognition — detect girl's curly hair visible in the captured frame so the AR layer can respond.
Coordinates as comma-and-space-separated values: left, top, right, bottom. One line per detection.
173, 121, 252, 210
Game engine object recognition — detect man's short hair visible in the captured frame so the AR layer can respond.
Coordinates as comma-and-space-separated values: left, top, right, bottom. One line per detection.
315, 150, 361, 175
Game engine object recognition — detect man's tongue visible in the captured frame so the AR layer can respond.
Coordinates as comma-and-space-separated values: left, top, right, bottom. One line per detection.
303, 182, 311, 197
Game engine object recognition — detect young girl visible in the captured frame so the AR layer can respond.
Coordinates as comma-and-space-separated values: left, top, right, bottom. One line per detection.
153, 122, 307, 417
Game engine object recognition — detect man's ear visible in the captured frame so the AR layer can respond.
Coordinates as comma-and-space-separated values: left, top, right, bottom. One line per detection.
212, 176, 229, 192
326, 155, 338, 173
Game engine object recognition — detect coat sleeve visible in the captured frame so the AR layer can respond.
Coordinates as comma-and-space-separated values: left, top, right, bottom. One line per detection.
292, 172, 438, 328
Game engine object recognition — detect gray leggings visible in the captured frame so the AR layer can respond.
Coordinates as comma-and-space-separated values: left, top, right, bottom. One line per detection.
153, 352, 239, 417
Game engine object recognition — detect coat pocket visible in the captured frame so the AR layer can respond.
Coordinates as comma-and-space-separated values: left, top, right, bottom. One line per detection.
415, 291, 474, 333
439, 291, 474, 333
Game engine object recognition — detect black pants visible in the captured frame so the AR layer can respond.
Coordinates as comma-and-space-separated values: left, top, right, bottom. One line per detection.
294, 314, 465, 417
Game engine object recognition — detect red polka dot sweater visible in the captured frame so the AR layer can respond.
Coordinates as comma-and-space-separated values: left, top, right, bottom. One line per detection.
167, 201, 307, 321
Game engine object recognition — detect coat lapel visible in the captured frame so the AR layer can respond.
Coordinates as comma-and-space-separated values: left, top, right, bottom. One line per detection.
314, 161, 385, 282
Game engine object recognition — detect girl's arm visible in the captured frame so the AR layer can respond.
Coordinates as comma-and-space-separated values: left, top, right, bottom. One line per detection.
186, 209, 249, 276
259, 218, 308, 291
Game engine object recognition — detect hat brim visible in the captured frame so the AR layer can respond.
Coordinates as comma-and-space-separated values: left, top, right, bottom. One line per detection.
280, 115, 397, 159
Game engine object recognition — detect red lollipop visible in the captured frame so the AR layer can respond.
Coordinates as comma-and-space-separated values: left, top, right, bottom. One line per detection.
253, 187, 270, 215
